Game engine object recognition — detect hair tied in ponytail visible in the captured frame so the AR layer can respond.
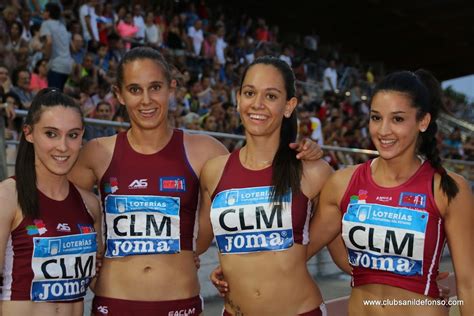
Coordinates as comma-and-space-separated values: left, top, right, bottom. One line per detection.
437, 166, 447, 176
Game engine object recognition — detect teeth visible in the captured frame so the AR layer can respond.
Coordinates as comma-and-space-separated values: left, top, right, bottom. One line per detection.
139, 109, 156, 114
53, 156, 67, 161
380, 139, 396, 145
249, 114, 267, 120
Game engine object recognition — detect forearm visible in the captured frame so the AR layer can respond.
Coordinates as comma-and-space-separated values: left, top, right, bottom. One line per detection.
457, 283, 473, 315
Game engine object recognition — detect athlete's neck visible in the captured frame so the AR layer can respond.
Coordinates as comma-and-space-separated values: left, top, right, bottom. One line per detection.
127, 125, 173, 154
240, 134, 279, 170
35, 167, 70, 201
371, 155, 422, 186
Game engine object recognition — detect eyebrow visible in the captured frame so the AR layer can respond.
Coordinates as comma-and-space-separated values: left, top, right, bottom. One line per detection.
242, 84, 282, 93
42, 127, 83, 132
125, 81, 164, 88
370, 110, 406, 115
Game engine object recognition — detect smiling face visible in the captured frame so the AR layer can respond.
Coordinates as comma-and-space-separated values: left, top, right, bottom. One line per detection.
237, 64, 297, 138
25, 106, 84, 177
369, 91, 430, 161
114, 58, 175, 131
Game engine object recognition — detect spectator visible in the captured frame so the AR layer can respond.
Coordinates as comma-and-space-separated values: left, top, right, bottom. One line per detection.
29, 58, 48, 93
182, 112, 201, 130
215, 25, 227, 66
0, 65, 12, 93
2, 92, 22, 176
10, 67, 33, 108
144, 12, 162, 48
79, 0, 99, 50
132, 4, 145, 44
116, 11, 138, 50
166, 14, 187, 56
4, 20, 29, 69
188, 19, 204, 56
323, 59, 338, 92
201, 112, 218, 132
84, 101, 116, 141
40, 2, 74, 91
279, 45, 292, 67
70, 33, 86, 65
111, 104, 129, 133
255, 17, 269, 42
19, 9, 33, 42
28, 24, 44, 72
78, 76, 99, 117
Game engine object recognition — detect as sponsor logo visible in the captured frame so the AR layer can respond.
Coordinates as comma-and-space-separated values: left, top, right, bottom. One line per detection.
56, 223, 71, 232
97, 306, 109, 314
128, 179, 148, 189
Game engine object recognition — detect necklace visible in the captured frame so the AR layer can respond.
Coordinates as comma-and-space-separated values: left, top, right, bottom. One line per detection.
242, 147, 273, 168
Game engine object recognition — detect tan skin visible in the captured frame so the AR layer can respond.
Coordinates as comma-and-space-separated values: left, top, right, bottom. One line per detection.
306, 91, 474, 316
67, 57, 322, 309
196, 64, 333, 316
0, 107, 102, 316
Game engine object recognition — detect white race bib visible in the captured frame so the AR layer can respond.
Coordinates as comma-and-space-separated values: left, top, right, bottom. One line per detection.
342, 203, 428, 276
211, 186, 294, 254
104, 195, 181, 257
31, 233, 97, 301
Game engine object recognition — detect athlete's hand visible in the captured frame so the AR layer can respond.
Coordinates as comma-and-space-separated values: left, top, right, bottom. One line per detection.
290, 138, 323, 161
436, 271, 451, 303
210, 265, 228, 297
193, 252, 201, 269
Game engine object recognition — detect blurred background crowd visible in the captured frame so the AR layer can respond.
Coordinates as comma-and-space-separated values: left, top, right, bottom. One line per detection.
1, 0, 472, 176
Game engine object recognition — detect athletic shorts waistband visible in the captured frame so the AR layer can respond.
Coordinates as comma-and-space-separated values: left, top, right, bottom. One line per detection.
92, 295, 203, 316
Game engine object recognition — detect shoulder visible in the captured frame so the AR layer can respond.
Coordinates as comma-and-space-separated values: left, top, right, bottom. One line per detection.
321, 164, 360, 200
200, 153, 231, 193
302, 159, 334, 185
82, 134, 117, 160
0, 178, 19, 221
203, 153, 231, 175
434, 170, 473, 215
0, 178, 17, 202
183, 131, 229, 163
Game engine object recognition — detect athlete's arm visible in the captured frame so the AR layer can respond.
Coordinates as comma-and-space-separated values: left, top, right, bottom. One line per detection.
195, 155, 229, 255
76, 188, 103, 292
68, 137, 113, 191
442, 173, 474, 315
306, 167, 354, 260
195, 161, 214, 255
183, 133, 229, 177
0, 179, 19, 304
327, 234, 351, 274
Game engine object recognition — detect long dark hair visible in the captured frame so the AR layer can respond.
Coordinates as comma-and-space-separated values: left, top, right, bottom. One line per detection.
239, 56, 301, 203
371, 70, 459, 202
16, 88, 83, 219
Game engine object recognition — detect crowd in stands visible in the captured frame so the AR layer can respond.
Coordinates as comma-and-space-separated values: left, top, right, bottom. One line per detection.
1, 0, 472, 176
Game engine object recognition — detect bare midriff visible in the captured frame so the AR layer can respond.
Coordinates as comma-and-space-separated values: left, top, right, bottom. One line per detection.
94, 250, 199, 301
221, 245, 322, 316
1, 300, 83, 316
